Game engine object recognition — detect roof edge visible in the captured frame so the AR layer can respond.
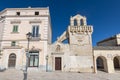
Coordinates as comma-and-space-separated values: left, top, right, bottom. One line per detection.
0, 7, 49, 15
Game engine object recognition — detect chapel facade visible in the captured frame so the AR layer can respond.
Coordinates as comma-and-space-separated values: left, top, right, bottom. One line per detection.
48, 14, 94, 72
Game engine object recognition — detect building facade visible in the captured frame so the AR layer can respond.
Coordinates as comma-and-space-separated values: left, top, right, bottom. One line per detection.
48, 14, 120, 73
94, 34, 120, 73
48, 14, 94, 72
0, 7, 52, 71
0, 7, 120, 73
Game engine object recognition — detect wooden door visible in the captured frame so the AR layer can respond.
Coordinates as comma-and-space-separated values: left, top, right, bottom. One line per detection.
55, 57, 61, 70
8, 53, 16, 68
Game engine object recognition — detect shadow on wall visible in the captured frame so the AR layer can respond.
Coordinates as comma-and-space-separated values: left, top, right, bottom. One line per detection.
0, 67, 6, 72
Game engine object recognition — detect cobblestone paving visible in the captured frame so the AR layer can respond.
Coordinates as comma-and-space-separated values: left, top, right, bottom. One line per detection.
0, 69, 120, 80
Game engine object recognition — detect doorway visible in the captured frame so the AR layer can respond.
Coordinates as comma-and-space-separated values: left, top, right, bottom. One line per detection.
55, 57, 62, 70
8, 53, 16, 68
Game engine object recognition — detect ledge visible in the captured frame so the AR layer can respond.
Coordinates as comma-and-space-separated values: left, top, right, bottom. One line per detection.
51, 52, 64, 55
11, 20, 21, 24
11, 32, 19, 34
3, 46, 23, 49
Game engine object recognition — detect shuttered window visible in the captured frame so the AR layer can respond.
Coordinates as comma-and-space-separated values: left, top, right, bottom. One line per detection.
13, 25, 18, 32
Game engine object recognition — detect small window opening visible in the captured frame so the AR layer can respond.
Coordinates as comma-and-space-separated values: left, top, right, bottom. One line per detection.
35, 12, 39, 15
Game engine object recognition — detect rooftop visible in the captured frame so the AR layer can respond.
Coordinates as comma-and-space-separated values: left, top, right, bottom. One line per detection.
93, 46, 120, 50
97, 35, 116, 44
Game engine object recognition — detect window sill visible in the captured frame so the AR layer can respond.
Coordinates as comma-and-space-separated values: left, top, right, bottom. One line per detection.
11, 32, 19, 34
31, 37, 41, 41
3, 46, 23, 49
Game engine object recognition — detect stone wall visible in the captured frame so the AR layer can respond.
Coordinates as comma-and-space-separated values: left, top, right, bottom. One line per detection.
48, 42, 94, 72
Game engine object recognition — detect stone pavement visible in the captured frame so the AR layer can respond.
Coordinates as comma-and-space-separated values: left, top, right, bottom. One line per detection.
0, 69, 120, 80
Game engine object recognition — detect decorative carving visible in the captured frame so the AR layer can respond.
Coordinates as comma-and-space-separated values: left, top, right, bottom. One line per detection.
55, 45, 61, 52
70, 26, 93, 34
29, 46, 41, 52
107, 54, 112, 58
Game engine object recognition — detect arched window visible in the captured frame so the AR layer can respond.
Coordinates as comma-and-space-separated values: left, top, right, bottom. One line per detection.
74, 19, 77, 26
80, 19, 84, 26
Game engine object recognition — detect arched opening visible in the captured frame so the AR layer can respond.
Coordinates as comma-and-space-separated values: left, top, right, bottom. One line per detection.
113, 56, 120, 71
8, 53, 16, 68
80, 19, 84, 26
96, 56, 107, 72
74, 19, 77, 26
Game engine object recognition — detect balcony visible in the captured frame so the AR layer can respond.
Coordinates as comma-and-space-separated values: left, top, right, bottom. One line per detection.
31, 34, 41, 41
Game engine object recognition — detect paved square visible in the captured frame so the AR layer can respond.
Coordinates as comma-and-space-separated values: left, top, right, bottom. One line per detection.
0, 69, 120, 80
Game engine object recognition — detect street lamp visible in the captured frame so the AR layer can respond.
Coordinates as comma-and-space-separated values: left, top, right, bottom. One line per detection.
23, 32, 32, 80
46, 55, 48, 72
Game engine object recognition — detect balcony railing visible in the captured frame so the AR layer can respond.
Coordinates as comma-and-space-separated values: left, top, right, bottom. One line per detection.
31, 34, 41, 41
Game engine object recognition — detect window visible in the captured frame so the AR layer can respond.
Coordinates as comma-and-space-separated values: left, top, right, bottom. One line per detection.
32, 25, 39, 37
35, 12, 39, 15
11, 41, 16, 46
12, 25, 18, 32
29, 52, 39, 67
16, 12, 20, 16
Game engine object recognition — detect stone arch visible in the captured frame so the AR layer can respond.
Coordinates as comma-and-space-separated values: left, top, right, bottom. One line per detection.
113, 56, 120, 71
96, 56, 108, 72
80, 19, 84, 26
8, 53, 16, 68
74, 19, 77, 26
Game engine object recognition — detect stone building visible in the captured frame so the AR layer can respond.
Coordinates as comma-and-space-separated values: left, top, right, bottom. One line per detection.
0, 7, 120, 73
48, 14, 94, 72
94, 34, 120, 73
0, 7, 52, 71
48, 14, 120, 73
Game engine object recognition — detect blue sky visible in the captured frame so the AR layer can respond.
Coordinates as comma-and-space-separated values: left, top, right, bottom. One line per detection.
0, 0, 120, 46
